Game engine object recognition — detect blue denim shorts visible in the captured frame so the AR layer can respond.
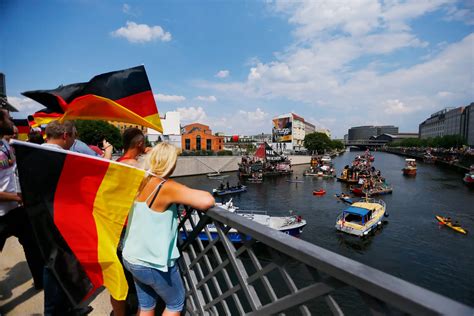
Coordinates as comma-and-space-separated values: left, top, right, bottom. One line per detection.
123, 259, 185, 312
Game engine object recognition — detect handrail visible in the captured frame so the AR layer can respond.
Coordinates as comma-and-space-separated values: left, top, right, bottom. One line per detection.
177, 206, 473, 315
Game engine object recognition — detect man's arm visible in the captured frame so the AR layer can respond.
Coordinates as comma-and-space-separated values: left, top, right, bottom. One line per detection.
0, 191, 21, 202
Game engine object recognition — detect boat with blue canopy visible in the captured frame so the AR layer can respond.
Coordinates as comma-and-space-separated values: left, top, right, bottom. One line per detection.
335, 199, 386, 237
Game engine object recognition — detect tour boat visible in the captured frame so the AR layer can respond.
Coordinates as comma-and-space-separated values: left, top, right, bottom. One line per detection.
335, 199, 386, 237
212, 185, 247, 196
313, 189, 326, 196
181, 200, 307, 242
435, 215, 468, 235
462, 165, 474, 186
336, 176, 359, 184
402, 158, 417, 176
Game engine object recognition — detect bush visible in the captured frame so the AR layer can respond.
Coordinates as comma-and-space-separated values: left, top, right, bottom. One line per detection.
217, 150, 233, 156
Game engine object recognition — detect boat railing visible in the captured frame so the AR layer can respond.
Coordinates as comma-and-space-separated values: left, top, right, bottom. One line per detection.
234, 209, 267, 215
176, 204, 472, 315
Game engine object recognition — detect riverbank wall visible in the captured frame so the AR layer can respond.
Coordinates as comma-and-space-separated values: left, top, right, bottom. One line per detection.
172, 155, 311, 177
382, 148, 471, 172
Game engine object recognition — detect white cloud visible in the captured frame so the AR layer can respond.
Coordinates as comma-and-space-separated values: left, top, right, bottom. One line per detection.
7, 96, 43, 113
122, 4, 131, 14
195, 95, 217, 102
154, 93, 186, 102
199, 1, 473, 137
383, 99, 416, 115
238, 108, 268, 121
177, 106, 207, 122
111, 21, 171, 43
215, 70, 230, 78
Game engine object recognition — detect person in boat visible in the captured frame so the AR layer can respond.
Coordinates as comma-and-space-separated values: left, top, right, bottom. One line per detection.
226, 181, 230, 189
453, 220, 460, 227
122, 142, 215, 316
219, 183, 224, 190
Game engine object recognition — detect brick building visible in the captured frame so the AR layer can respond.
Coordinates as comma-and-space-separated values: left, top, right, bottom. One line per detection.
181, 123, 224, 151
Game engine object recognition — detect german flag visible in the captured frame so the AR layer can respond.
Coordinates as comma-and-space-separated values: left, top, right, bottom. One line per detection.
12, 119, 30, 141
22, 66, 163, 132
12, 141, 146, 305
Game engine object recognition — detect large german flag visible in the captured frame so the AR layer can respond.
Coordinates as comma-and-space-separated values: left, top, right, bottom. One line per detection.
12, 140, 146, 305
22, 66, 163, 132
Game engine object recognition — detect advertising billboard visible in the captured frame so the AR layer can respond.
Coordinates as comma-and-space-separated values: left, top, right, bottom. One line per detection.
272, 117, 292, 143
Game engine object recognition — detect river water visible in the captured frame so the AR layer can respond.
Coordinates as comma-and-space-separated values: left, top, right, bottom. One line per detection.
178, 151, 474, 307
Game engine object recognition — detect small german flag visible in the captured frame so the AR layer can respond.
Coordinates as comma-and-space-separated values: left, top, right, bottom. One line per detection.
12, 141, 146, 305
12, 119, 30, 141
23, 66, 163, 132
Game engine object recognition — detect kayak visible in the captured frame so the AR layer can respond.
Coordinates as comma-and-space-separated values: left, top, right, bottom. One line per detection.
435, 215, 468, 235
313, 189, 326, 196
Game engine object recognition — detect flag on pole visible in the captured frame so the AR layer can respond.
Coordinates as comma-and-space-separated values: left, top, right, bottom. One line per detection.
12, 140, 146, 305
22, 66, 163, 132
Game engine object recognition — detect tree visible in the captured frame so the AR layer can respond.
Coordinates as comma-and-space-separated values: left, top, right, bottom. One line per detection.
304, 132, 332, 153
75, 120, 123, 150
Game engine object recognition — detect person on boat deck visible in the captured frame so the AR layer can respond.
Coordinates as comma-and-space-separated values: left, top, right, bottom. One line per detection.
219, 183, 224, 190
122, 142, 215, 316
117, 127, 149, 167
226, 181, 230, 189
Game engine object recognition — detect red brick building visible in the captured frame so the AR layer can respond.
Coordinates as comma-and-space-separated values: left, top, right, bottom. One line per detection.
181, 123, 224, 151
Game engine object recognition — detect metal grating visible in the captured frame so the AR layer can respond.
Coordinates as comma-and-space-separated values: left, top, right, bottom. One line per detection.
177, 206, 473, 315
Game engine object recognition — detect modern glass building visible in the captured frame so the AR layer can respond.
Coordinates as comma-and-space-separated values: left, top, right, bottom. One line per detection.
347, 125, 399, 141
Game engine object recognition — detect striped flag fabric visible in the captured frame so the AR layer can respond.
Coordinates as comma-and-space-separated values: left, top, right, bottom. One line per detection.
12, 140, 146, 305
12, 119, 30, 141
22, 65, 163, 132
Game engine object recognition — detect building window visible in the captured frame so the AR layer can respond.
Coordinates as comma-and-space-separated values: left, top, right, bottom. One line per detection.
207, 139, 212, 150
196, 135, 201, 150
185, 139, 191, 150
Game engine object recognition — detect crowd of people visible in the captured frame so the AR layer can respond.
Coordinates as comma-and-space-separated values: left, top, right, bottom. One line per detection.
0, 112, 215, 315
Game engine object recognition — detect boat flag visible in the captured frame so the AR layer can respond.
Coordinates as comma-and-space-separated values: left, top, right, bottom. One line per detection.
12, 140, 146, 305
22, 66, 163, 132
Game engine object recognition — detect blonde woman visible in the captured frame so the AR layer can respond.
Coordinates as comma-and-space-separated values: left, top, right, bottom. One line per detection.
122, 143, 214, 316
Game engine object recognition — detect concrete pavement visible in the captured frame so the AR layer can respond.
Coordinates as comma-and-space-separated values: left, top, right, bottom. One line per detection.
0, 238, 111, 315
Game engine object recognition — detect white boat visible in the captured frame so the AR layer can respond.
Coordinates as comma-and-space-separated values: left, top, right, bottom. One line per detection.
321, 155, 332, 163
181, 200, 307, 242
207, 172, 229, 179
335, 199, 386, 237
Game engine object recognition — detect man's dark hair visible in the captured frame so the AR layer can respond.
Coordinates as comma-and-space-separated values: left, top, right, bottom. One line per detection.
0, 110, 14, 136
123, 128, 144, 151
28, 131, 44, 144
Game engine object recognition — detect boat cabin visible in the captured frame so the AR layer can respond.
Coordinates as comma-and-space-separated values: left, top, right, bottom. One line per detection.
405, 158, 416, 167
342, 206, 373, 225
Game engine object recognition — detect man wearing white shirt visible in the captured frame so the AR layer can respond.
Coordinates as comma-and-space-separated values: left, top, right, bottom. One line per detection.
0, 110, 43, 289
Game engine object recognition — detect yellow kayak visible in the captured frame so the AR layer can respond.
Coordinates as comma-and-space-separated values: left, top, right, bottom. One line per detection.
435, 215, 468, 235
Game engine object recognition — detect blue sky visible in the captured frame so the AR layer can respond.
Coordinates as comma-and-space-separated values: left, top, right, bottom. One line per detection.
1, 0, 473, 138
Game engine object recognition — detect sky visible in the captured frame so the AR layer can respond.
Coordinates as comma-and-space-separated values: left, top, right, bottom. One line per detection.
1, 0, 473, 138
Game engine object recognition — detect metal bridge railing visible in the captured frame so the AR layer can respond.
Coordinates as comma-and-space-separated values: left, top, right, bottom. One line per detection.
177, 206, 473, 315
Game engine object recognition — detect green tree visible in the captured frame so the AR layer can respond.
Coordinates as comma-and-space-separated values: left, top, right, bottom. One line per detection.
304, 132, 332, 153
75, 120, 123, 150
330, 140, 345, 150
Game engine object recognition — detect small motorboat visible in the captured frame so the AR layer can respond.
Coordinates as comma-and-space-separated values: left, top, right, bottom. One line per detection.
313, 189, 326, 196
212, 185, 247, 196
286, 179, 304, 183
181, 200, 307, 243
435, 215, 468, 235
463, 165, 474, 186
350, 185, 393, 197
335, 193, 353, 204
335, 199, 386, 237
402, 158, 417, 176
